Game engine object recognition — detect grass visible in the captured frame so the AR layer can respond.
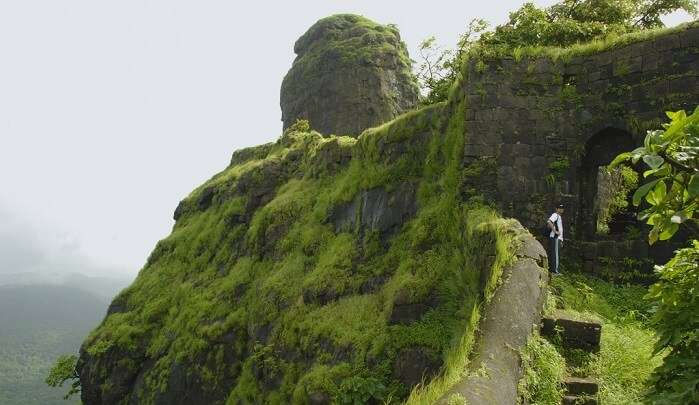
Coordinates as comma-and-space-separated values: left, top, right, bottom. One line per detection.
518, 334, 567, 405
77, 77, 525, 404
463, 20, 699, 65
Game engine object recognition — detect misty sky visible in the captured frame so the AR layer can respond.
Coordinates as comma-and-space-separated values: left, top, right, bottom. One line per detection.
0, 1, 693, 277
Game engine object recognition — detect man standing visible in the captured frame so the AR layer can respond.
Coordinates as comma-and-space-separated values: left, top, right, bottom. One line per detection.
548, 203, 564, 275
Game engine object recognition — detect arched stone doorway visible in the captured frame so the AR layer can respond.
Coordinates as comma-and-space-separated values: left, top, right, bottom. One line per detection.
578, 127, 637, 239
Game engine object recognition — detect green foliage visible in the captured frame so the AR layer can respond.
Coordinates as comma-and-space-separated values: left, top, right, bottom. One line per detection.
611, 107, 699, 403
596, 165, 639, 235
594, 323, 663, 404
549, 157, 570, 179
481, 0, 697, 49
518, 334, 567, 405
416, 0, 697, 104
594, 255, 655, 283
645, 241, 699, 404
337, 374, 387, 404
284, 118, 310, 135
550, 273, 653, 323
415, 19, 489, 105
610, 107, 699, 244
45, 355, 80, 400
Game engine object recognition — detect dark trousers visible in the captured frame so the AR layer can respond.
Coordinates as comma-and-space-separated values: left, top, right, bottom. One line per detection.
548, 237, 560, 273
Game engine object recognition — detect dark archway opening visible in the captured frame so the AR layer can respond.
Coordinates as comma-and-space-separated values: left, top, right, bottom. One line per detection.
578, 127, 637, 240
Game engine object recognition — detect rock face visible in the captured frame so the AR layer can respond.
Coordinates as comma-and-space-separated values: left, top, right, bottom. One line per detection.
75, 18, 699, 405
280, 14, 419, 136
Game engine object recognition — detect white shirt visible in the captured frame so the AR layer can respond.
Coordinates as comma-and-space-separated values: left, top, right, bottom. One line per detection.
549, 212, 563, 240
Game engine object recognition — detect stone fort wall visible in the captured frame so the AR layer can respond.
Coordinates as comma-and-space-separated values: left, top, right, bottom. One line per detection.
458, 23, 699, 270
279, 22, 699, 272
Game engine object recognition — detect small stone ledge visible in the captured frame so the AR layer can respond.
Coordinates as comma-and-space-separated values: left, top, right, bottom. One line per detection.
436, 220, 548, 404
564, 377, 599, 396
541, 313, 602, 352
562, 395, 598, 405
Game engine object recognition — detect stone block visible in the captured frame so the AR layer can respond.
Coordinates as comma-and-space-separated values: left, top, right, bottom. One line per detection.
658, 50, 678, 73
513, 156, 530, 172
594, 51, 612, 67
654, 34, 681, 52
641, 53, 660, 72
465, 143, 498, 157
631, 239, 649, 257
564, 377, 599, 396
541, 313, 602, 352
580, 242, 598, 260
651, 79, 670, 97
628, 56, 643, 74
562, 395, 597, 405
596, 240, 617, 257
511, 143, 531, 156
680, 27, 699, 48
669, 76, 689, 94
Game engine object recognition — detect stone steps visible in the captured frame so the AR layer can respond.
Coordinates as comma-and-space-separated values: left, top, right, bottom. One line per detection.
562, 394, 597, 405
562, 377, 599, 404
564, 377, 598, 396
541, 313, 602, 352
540, 313, 601, 405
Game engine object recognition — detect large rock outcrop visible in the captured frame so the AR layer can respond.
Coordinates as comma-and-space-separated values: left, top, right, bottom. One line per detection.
75, 16, 699, 405
280, 14, 419, 136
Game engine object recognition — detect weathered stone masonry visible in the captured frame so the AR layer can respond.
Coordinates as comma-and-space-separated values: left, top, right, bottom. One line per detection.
459, 24, 699, 269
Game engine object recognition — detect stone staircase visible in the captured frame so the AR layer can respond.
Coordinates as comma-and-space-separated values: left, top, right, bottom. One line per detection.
541, 313, 602, 405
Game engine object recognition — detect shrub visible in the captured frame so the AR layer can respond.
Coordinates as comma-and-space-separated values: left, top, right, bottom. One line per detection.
518, 335, 566, 405
645, 241, 699, 404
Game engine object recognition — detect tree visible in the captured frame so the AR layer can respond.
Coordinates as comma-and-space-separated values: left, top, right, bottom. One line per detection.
611, 107, 698, 403
610, 107, 699, 244
46, 354, 81, 400
481, 0, 698, 49
415, 0, 698, 104
415, 19, 489, 105
644, 241, 699, 404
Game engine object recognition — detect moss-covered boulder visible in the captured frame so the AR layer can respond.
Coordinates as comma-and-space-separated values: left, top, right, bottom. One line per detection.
280, 14, 419, 137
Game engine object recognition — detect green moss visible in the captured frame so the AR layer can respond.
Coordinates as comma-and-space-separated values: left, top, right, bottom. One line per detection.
79, 47, 522, 404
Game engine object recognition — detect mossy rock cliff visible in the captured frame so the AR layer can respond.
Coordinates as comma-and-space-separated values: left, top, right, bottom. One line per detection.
78, 96, 519, 405
76, 15, 519, 405
280, 14, 420, 137
78, 99, 517, 404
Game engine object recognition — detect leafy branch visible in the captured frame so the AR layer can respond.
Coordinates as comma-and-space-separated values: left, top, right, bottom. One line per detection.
610, 107, 699, 244
45, 354, 81, 400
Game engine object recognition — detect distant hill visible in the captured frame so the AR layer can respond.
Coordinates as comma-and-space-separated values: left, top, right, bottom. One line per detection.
0, 284, 109, 405
0, 272, 132, 301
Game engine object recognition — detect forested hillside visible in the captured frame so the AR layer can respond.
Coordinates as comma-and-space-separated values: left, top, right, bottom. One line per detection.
0, 285, 108, 404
